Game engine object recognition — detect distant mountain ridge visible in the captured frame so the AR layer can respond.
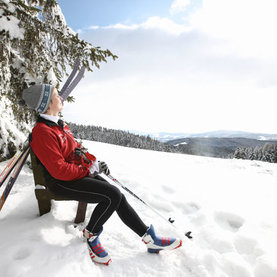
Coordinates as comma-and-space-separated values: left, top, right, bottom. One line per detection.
69, 123, 277, 159
138, 130, 277, 142
165, 137, 277, 158
129, 130, 277, 158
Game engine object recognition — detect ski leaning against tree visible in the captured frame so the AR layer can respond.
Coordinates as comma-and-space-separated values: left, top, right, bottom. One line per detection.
0, 59, 85, 212
18, 83, 183, 266
0, 144, 30, 211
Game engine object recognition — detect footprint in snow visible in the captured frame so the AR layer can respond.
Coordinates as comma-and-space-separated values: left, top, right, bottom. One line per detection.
234, 234, 264, 259
214, 211, 244, 232
174, 201, 200, 214
14, 247, 32, 260
161, 185, 175, 194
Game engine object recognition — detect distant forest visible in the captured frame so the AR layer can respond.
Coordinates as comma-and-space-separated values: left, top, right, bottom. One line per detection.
166, 137, 277, 163
68, 122, 277, 163
233, 143, 277, 163
67, 122, 178, 153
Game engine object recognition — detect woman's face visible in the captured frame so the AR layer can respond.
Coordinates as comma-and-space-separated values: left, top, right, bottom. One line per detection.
47, 88, 63, 115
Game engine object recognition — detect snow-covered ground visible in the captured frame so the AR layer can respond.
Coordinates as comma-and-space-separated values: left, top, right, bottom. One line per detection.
1, 140, 277, 277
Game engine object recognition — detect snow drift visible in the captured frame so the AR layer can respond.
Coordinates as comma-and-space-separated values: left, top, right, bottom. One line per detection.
0, 140, 277, 277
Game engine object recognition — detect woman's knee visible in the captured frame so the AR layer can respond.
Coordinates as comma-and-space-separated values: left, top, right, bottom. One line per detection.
107, 185, 122, 206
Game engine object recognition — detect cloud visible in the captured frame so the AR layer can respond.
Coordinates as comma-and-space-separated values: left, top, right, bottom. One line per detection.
170, 0, 191, 15
63, 6, 277, 134
141, 16, 190, 35
88, 16, 190, 36
189, 0, 277, 59
81, 17, 273, 86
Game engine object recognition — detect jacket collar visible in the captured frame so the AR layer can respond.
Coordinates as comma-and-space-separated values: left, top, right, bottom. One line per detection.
37, 115, 64, 128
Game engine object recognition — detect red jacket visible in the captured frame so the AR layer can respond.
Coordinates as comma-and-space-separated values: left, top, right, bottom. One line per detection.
31, 116, 93, 181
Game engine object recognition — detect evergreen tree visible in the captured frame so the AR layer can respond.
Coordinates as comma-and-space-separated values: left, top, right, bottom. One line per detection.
233, 143, 277, 163
0, 0, 117, 159
67, 122, 179, 154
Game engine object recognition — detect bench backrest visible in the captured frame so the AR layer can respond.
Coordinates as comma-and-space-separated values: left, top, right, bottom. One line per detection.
30, 149, 46, 187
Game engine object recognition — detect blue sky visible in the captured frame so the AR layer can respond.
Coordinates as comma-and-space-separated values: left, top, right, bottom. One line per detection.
58, 0, 277, 134
58, 0, 201, 30
58, 0, 173, 28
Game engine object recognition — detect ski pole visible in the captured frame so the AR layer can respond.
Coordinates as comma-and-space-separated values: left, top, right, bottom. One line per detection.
105, 174, 192, 239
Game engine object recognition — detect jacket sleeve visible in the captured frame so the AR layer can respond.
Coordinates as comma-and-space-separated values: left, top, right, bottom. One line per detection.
31, 129, 90, 181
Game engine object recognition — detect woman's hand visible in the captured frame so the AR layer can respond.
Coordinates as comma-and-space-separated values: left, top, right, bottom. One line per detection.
98, 161, 110, 175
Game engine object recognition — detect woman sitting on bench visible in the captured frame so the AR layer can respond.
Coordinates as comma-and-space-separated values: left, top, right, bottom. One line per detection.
20, 84, 182, 265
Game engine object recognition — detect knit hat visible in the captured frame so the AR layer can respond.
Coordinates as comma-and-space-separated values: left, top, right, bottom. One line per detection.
20, 84, 54, 113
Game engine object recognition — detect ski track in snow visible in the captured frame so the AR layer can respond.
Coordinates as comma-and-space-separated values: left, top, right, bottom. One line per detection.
1, 140, 277, 277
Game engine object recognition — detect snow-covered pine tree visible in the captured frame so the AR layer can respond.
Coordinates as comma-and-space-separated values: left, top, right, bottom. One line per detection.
0, 0, 117, 160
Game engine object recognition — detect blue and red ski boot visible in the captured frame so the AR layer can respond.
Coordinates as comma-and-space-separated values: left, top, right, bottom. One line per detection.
83, 227, 111, 265
142, 225, 182, 253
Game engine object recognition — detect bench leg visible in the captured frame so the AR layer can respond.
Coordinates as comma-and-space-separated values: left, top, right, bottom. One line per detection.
74, 202, 87, 224
37, 198, 51, 216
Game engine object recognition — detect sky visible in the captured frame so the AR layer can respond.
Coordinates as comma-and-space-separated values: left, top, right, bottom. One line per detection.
58, 0, 277, 135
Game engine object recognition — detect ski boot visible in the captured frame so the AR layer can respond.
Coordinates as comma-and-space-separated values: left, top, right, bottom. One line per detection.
142, 225, 182, 253
83, 227, 111, 265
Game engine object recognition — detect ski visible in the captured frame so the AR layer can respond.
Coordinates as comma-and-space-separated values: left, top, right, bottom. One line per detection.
60, 65, 85, 102
0, 141, 30, 189
0, 152, 21, 188
0, 146, 30, 211
0, 152, 19, 183
59, 57, 80, 97
0, 57, 85, 209
58, 57, 86, 102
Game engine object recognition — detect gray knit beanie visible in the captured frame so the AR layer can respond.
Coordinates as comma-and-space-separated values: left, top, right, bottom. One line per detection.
21, 84, 54, 113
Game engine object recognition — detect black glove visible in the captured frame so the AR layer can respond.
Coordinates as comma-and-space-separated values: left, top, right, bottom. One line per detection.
98, 161, 110, 175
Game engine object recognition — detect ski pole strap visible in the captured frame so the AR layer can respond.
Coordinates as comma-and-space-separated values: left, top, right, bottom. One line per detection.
74, 148, 96, 169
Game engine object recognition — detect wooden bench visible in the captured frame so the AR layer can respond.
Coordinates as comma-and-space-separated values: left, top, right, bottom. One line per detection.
30, 149, 87, 224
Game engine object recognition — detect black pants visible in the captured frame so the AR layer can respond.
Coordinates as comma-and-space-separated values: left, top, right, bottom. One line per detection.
45, 173, 148, 236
